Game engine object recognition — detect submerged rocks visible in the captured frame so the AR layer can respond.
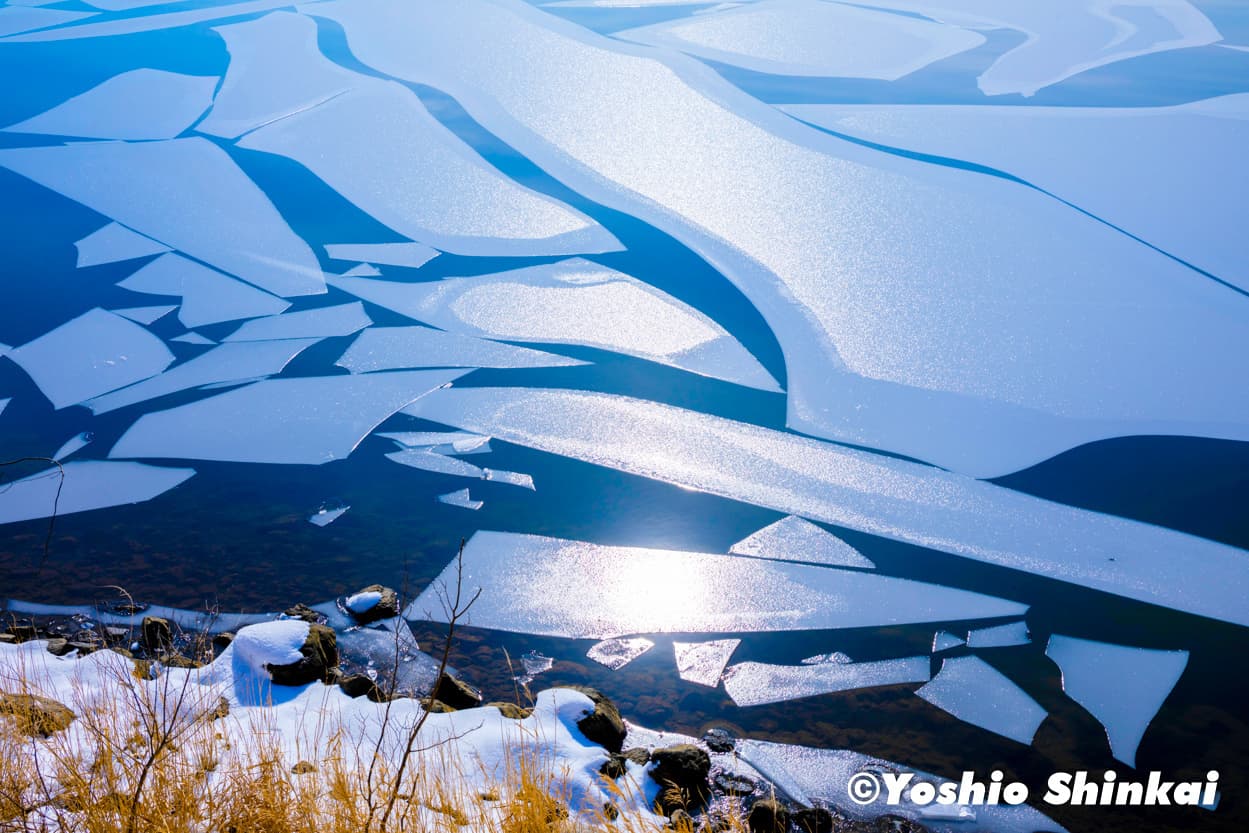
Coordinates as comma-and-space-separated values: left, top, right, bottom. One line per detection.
343, 584, 400, 625
0, 692, 76, 736
564, 685, 626, 752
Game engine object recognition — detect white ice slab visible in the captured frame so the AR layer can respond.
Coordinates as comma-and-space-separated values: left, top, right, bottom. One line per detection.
1045, 635, 1188, 766
7, 308, 174, 409
0, 460, 194, 525
119, 253, 291, 328
85, 338, 320, 414
0, 6, 93, 37
329, 259, 779, 391
109, 369, 467, 464
170, 332, 214, 345
967, 621, 1030, 649
618, 0, 985, 80
587, 637, 654, 670
723, 656, 930, 706
409, 386, 1249, 628
325, 242, 440, 269
674, 639, 739, 687
223, 302, 370, 342
74, 222, 170, 268
784, 98, 1249, 292
335, 326, 585, 372
916, 655, 1046, 745
3, 68, 216, 140
0, 138, 325, 297
52, 431, 92, 461
485, 469, 535, 490
385, 448, 486, 478
729, 515, 873, 568
407, 531, 1025, 639
437, 488, 482, 510
932, 630, 965, 652
112, 305, 176, 325
309, 504, 349, 527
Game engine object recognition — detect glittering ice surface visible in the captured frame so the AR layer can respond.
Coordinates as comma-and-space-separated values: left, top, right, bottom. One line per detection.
723, 656, 930, 706
335, 326, 586, 372
74, 222, 170, 268
385, 448, 488, 479
407, 531, 1025, 638
932, 631, 966, 652
916, 655, 1047, 745
729, 515, 874, 569
587, 637, 655, 670
673, 639, 740, 687
223, 302, 371, 342
618, 0, 986, 80
1046, 635, 1189, 766
0, 461, 194, 526
966, 621, 1031, 649
119, 253, 291, 329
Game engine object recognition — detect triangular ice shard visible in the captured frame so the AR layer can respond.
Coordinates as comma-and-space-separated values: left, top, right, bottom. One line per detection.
730, 516, 873, 569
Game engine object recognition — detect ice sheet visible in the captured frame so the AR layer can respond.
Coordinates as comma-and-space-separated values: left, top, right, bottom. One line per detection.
723, 656, 930, 706
328, 259, 780, 391
729, 515, 874, 568
112, 305, 176, 325
406, 531, 1025, 639
336, 326, 585, 372
587, 637, 654, 670
1045, 635, 1189, 766
0, 460, 194, 525
223, 302, 371, 341
916, 656, 1046, 745
325, 242, 440, 269
0, 138, 325, 297
673, 638, 739, 687
119, 253, 291, 328
409, 386, 1249, 627
3, 68, 216, 140
75, 222, 170, 268
0, 6, 93, 37
85, 338, 320, 414
52, 431, 92, 461
618, 0, 985, 80
7, 308, 174, 409
437, 488, 482, 510
311, 0, 1249, 477
784, 98, 1249, 292
171, 332, 214, 345
932, 631, 965, 652
309, 504, 349, 527
109, 369, 467, 464
966, 621, 1030, 648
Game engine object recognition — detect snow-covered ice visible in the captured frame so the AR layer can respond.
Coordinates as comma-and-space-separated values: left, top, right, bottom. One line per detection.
673, 639, 739, 687
119, 253, 291, 329
325, 242, 440, 269
587, 637, 654, 670
0, 461, 194, 526
966, 621, 1031, 649
335, 326, 586, 372
223, 302, 371, 342
74, 222, 170, 268
729, 515, 874, 569
722, 656, 930, 707
916, 655, 1047, 745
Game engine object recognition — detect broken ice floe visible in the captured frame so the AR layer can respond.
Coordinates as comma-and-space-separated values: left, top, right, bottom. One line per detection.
119, 253, 291, 329
437, 488, 482, 510
587, 637, 654, 670
1, 0, 309, 42
674, 639, 739, 687
0, 138, 325, 297
722, 657, 930, 707
0, 6, 93, 37
309, 504, 350, 527
112, 305, 176, 326
328, 259, 779, 391
52, 431, 92, 461
314, 0, 1249, 477
784, 96, 1249, 293
170, 332, 215, 346
8, 308, 174, 409
384, 448, 534, 490
74, 222, 170, 268
618, 0, 986, 80
515, 650, 554, 686
966, 621, 1030, 649
932, 631, 965, 652
1045, 635, 1189, 767
407, 531, 1025, 639
484, 469, 535, 490
85, 339, 319, 414
3, 68, 217, 140
729, 515, 873, 569
916, 656, 1047, 745
109, 369, 467, 465
223, 302, 371, 342
0, 460, 194, 525
801, 652, 852, 665
376, 430, 489, 449
335, 326, 586, 373
409, 386, 1249, 628
324, 242, 440, 270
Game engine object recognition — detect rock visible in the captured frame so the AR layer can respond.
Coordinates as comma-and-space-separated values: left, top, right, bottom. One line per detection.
485, 701, 531, 719
141, 617, 173, 653
160, 652, 202, 669
104, 626, 128, 641
43, 638, 72, 656
5, 624, 37, 642
282, 603, 324, 624
794, 807, 834, 833
206, 697, 230, 721
421, 699, 458, 714
654, 785, 688, 816
432, 673, 482, 710
649, 744, 712, 808
603, 802, 620, 822
668, 809, 695, 831
748, 799, 790, 833
873, 816, 927, 833
564, 686, 626, 753
344, 584, 400, 625
702, 727, 735, 753
602, 746, 651, 779
338, 673, 384, 701
291, 761, 317, 774
266, 624, 338, 686
0, 693, 76, 736
712, 771, 758, 796
0, 634, 16, 645
212, 632, 235, 650
67, 641, 97, 655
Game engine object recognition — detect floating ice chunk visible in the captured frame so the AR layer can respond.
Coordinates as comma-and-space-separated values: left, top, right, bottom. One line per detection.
109, 369, 467, 464
314, 0, 1249, 477
74, 222, 170, 268
916, 655, 1046, 745
342, 264, 382, 277
0, 460, 194, 525
223, 302, 371, 342
329, 259, 779, 391
484, 469, 535, 490
85, 338, 320, 414
325, 242, 440, 270
231, 619, 309, 683
170, 332, 214, 345
376, 430, 489, 448
0, 138, 325, 297
587, 637, 654, 670
385, 448, 486, 478
335, 326, 585, 373
1045, 635, 1188, 766
932, 631, 965, 652
7, 308, 174, 409
407, 531, 1025, 639
729, 516, 873, 569
801, 652, 852, 665
309, 504, 350, 527
3, 69, 216, 140
723, 657, 930, 707
120, 253, 292, 329
1, 0, 306, 42
617, 0, 985, 80
53, 431, 92, 461
674, 639, 739, 687
112, 305, 176, 326
967, 621, 1030, 649
517, 650, 554, 686
409, 387, 1249, 628
784, 98, 1249, 293
0, 6, 93, 37
437, 488, 482, 510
